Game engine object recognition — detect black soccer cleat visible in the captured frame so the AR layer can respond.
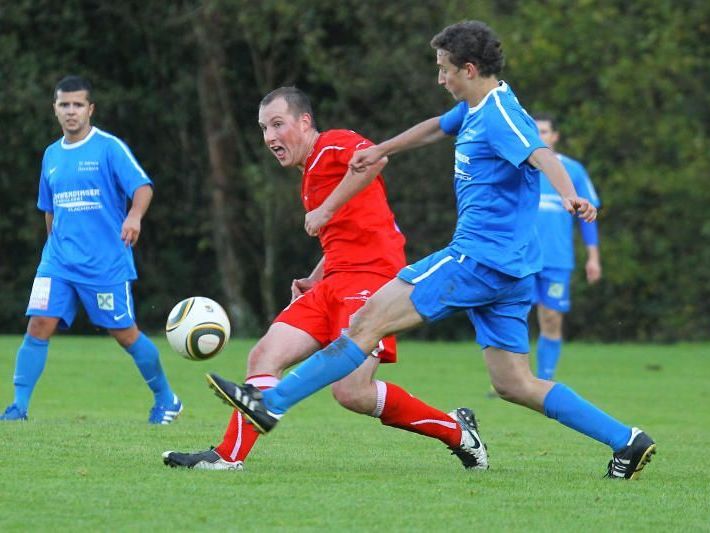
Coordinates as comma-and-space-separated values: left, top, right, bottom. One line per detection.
162, 447, 243, 471
448, 407, 489, 470
206, 373, 280, 434
605, 427, 656, 480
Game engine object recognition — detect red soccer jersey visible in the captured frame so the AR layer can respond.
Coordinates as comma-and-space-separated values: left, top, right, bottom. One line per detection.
302, 129, 406, 278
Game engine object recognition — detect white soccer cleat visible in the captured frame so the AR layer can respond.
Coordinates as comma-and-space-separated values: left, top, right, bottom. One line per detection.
162, 448, 244, 471
448, 407, 489, 470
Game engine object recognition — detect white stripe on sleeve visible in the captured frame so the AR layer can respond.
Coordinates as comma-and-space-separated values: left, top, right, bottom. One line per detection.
96, 129, 149, 179
492, 92, 531, 148
307, 145, 345, 172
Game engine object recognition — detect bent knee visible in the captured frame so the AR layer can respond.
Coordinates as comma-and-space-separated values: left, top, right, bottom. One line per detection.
246, 343, 279, 375
26, 316, 58, 339
331, 380, 370, 414
491, 379, 533, 405
538, 308, 563, 336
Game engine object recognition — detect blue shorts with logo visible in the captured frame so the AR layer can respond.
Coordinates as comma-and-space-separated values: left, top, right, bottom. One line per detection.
26, 275, 136, 330
397, 247, 534, 354
532, 267, 572, 313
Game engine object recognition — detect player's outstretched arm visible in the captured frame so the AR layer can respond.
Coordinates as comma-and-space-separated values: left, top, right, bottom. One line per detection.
121, 184, 153, 246
528, 148, 597, 222
349, 117, 445, 172
304, 157, 389, 236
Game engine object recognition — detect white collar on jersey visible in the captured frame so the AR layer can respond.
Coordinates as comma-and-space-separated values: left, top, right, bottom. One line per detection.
61, 126, 97, 150
468, 81, 508, 114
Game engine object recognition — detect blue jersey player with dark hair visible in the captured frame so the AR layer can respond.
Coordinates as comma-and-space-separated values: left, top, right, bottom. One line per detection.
0, 75, 182, 424
205, 21, 655, 479
532, 113, 602, 381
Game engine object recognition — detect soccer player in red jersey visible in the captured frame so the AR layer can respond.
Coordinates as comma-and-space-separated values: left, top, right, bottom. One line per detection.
162, 87, 488, 471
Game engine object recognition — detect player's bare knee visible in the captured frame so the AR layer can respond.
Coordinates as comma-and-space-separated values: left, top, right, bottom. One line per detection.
331, 380, 369, 413
539, 308, 563, 338
492, 377, 530, 405
492, 382, 516, 403
330, 380, 353, 408
109, 326, 140, 348
26, 316, 57, 340
246, 343, 273, 374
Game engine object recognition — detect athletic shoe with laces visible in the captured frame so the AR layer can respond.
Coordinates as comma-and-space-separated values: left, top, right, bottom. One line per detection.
0, 404, 28, 421
448, 407, 489, 470
605, 427, 656, 480
162, 447, 244, 471
206, 373, 279, 434
149, 394, 183, 424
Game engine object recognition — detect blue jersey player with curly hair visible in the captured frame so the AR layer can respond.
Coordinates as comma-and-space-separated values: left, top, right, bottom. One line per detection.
206, 21, 655, 479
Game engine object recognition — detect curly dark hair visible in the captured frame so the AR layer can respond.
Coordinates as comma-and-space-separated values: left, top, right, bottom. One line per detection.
430, 21, 505, 77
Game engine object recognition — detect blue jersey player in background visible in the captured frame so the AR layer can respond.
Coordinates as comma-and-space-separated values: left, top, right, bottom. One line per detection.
205, 21, 656, 479
532, 113, 602, 380
0, 76, 182, 424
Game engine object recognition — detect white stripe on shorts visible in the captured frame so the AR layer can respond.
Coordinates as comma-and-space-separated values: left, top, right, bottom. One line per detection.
411, 255, 454, 284
28, 277, 52, 310
125, 282, 133, 319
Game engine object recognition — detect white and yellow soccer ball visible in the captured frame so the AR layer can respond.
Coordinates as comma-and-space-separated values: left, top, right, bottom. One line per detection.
165, 297, 231, 360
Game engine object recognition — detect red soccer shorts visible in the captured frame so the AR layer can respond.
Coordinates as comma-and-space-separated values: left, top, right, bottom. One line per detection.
273, 271, 397, 363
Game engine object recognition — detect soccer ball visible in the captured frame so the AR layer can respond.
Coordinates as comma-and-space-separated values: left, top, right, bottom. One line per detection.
165, 297, 231, 360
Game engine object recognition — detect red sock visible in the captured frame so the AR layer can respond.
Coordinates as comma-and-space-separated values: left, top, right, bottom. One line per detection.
215, 374, 279, 462
376, 381, 462, 448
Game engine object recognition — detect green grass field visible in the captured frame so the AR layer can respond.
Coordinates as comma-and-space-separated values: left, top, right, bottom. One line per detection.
0, 335, 708, 531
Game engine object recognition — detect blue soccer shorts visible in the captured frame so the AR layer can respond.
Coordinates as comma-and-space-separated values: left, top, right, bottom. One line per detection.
397, 247, 534, 354
532, 267, 572, 313
26, 276, 136, 330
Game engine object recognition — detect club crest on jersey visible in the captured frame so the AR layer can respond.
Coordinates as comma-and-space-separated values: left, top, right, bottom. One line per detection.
97, 292, 115, 311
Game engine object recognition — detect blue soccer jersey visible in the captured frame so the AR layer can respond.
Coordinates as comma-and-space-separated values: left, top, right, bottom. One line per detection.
36, 127, 153, 284
537, 154, 600, 270
439, 82, 547, 278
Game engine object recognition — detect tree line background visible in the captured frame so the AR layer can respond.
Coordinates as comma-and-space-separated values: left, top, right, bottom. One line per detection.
1, 0, 708, 342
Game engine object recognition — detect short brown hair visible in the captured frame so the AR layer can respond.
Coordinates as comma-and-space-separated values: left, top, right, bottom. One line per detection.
260, 87, 316, 129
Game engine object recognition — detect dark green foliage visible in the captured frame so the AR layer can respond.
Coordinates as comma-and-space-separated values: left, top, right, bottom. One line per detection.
1, 0, 707, 340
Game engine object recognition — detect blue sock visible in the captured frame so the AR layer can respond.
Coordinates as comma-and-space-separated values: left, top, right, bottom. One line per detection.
543, 383, 632, 452
536, 336, 562, 380
12, 334, 50, 411
264, 334, 368, 414
125, 333, 174, 406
